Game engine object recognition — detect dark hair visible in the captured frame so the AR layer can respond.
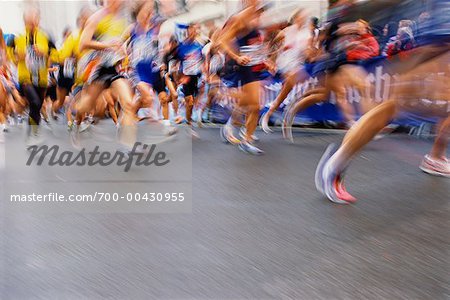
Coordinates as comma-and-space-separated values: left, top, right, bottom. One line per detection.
386, 21, 398, 37
311, 17, 319, 28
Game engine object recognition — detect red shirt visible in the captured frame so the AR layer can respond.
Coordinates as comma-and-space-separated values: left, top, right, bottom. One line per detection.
346, 33, 380, 61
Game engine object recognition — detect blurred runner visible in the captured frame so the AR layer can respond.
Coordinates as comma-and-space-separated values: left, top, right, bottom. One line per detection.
72, 0, 135, 149
173, 23, 205, 138
260, 8, 314, 133
218, 0, 273, 154
126, 3, 175, 135
315, 0, 450, 204
11, 6, 57, 145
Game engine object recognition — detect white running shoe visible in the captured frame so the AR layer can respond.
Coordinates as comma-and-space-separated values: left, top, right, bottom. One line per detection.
315, 144, 357, 204
79, 120, 91, 133
260, 111, 273, 134
281, 115, 294, 144
220, 124, 240, 145
238, 140, 264, 155
0, 123, 7, 132
239, 127, 259, 142
419, 155, 450, 178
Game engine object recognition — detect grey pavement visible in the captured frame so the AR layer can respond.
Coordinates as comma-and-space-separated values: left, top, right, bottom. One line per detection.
1, 126, 449, 299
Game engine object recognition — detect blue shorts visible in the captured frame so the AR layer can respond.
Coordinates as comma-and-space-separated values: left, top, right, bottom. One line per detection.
134, 62, 166, 94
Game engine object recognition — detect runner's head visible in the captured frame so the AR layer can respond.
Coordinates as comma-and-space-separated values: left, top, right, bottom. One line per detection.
241, 0, 260, 10
23, 6, 40, 31
77, 6, 93, 29
187, 23, 198, 42
132, 1, 153, 25
105, 0, 124, 13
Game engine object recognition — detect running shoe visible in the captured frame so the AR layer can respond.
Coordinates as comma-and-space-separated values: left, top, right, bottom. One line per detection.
17, 115, 24, 126
315, 144, 357, 204
260, 111, 273, 133
239, 127, 259, 142
162, 120, 178, 136
7, 116, 15, 126
220, 124, 240, 145
281, 112, 294, 143
79, 120, 91, 133
419, 155, 450, 178
238, 140, 264, 155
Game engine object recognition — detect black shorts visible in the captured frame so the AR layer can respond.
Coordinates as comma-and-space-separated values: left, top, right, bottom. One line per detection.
57, 67, 75, 91
152, 73, 167, 95
182, 75, 200, 97
46, 85, 57, 101
90, 65, 124, 88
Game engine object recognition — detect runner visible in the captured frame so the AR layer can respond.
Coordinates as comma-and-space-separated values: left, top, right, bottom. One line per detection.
52, 25, 76, 120
173, 23, 205, 138
200, 28, 225, 124
218, 0, 273, 154
126, 1, 174, 135
279, 4, 374, 142
315, 0, 450, 204
260, 8, 314, 133
72, 0, 135, 149
10, 6, 57, 145
64, 7, 97, 130
0, 29, 8, 133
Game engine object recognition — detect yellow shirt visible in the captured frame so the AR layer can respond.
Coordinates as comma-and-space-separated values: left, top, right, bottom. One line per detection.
14, 29, 58, 87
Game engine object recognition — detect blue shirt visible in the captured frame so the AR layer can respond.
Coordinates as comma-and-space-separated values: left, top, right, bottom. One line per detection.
176, 40, 204, 76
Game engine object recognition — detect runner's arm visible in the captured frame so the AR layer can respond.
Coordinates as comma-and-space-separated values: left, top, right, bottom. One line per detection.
79, 11, 117, 52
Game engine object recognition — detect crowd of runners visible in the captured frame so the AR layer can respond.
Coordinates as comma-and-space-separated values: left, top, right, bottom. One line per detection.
0, 0, 448, 204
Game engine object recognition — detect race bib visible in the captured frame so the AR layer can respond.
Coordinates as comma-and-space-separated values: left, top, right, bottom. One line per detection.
239, 45, 266, 66
63, 57, 75, 78
25, 46, 46, 85
182, 53, 202, 75
132, 36, 158, 65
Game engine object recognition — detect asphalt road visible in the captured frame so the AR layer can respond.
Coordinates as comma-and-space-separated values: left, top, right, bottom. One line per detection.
1, 126, 449, 299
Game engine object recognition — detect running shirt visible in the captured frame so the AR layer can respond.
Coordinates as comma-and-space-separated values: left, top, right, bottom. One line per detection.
129, 25, 160, 71
94, 13, 127, 67
12, 29, 57, 87
176, 40, 204, 76
58, 30, 82, 79
237, 29, 267, 69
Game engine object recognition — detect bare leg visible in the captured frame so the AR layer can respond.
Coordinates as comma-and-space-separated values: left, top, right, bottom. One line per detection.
333, 100, 397, 170
430, 116, 450, 160
110, 79, 136, 147
240, 81, 260, 142
185, 95, 194, 125
75, 82, 104, 125
159, 92, 169, 120
53, 87, 68, 115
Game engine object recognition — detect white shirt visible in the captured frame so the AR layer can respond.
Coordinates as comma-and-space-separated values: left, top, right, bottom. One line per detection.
277, 25, 311, 73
